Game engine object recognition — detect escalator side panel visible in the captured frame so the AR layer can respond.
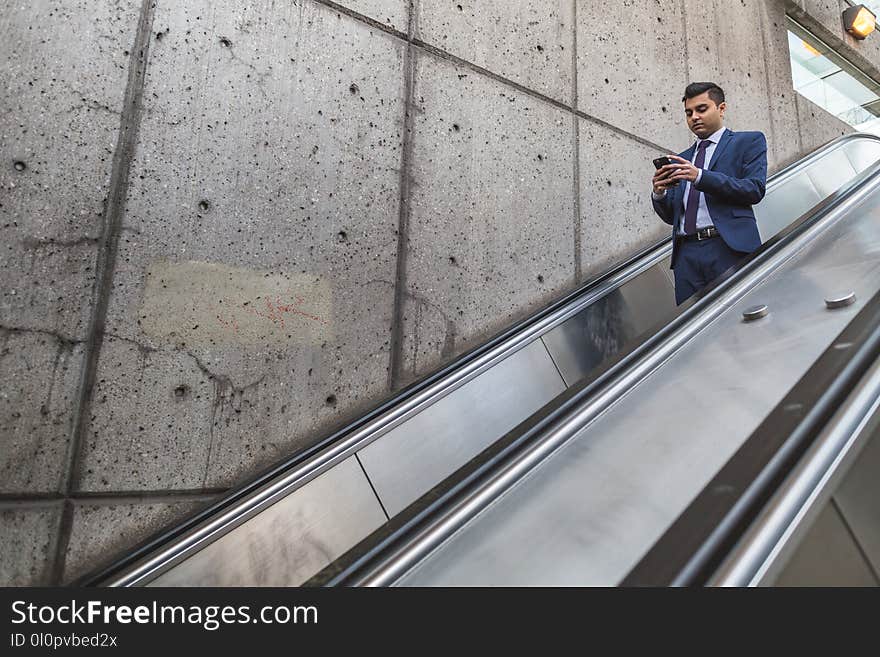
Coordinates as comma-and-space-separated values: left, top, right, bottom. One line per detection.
833, 428, 880, 577
395, 185, 880, 586
806, 148, 857, 197
541, 262, 675, 386
754, 174, 821, 243
357, 339, 566, 517
774, 503, 878, 586
148, 456, 386, 586
842, 139, 880, 174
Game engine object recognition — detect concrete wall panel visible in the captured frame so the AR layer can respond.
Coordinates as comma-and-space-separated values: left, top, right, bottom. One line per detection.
399, 52, 574, 381
760, 0, 804, 169
0, 331, 84, 494
0, 0, 137, 334
0, 506, 61, 586
63, 499, 204, 583
416, 0, 574, 104
577, 0, 690, 149
0, 0, 139, 499
579, 120, 669, 277
796, 94, 852, 154
77, 0, 406, 491
683, 1, 775, 165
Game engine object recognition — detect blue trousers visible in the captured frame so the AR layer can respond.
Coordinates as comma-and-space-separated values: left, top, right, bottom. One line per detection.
673, 237, 746, 305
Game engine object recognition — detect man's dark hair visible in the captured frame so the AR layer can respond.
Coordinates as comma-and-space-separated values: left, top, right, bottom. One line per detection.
682, 82, 725, 106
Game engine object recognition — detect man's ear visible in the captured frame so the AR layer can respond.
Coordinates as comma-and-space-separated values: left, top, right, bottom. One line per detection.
718, 101, 727, 116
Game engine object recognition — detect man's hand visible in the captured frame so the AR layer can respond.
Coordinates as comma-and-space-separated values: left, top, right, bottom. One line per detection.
652, 161, 679, 194
665, 155, 699, 183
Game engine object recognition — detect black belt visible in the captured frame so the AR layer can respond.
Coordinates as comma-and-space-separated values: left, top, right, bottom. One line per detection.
681, 226, 719, 242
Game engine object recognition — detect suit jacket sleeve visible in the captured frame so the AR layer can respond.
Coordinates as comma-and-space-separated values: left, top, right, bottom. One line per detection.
694, 132, 767, 205
652, 190, 675, 226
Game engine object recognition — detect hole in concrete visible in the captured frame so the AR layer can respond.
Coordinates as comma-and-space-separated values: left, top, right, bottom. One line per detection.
604, 78, 609, 84
537, 154, 543, 161
349, 83, 360, 95
325, 394, 337, 406
174, 385, 189, 400
13, 161, 26, 172
452, 123, 460, 132
198, 199, 210, 212
449, 256, 457, 265
337, 230, 348, 243
536, 44, 543, 52
606, 180, 612, 186
537, 275, 544, 283
219, 36, 232, 48
661, 106, 667, 113
456, 4, 463, 10
155, 30, 164, 41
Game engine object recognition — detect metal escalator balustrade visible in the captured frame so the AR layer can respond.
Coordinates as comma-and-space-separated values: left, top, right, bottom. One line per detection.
314, 145, 880, 586
81, 134, 880, 587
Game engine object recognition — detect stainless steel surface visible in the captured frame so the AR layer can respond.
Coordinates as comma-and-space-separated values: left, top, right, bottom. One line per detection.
833, 427, 880, 576
754, 170, 821, 241
541, 263, 674, 386
806, 147, 857, 198
742, 304, 769, 321
710, 354, 880, 586
100, 133, 880, 587
358, 340, 566, 517
148, 456, 387, 586
773, 503, 878, 586
825, 291, 856, 309
841, 137, 880, 173
390, 173, 880, 586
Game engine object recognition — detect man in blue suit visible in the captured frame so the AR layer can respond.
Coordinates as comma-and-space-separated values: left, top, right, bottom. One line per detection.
652, 82, 767, 305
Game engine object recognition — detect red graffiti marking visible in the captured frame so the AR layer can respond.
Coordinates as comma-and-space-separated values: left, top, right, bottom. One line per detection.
245, 296, 329, 329
215, 308, 240, 334
213, 296, 328, 334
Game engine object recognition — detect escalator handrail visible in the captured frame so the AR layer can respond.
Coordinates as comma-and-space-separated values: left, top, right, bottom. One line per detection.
312, 150, 880, 587
81, 133, 880, 587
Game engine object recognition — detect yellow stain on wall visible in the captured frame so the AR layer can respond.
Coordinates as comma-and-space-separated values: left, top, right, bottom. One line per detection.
140, 261, 333, 346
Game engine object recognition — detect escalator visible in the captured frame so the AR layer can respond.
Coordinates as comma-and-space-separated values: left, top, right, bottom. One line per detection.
80, 133, 880, 587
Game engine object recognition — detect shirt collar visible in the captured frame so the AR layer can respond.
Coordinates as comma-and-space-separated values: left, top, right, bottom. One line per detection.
698, 126, 726, 147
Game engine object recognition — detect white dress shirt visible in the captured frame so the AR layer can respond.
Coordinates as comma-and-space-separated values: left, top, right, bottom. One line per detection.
653, 126, 727, 235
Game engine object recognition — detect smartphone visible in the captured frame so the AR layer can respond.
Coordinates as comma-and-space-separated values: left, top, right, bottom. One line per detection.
653, 156, 674, 169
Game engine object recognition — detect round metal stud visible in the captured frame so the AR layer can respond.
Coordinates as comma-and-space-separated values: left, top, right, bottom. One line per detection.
742, 304, 768, 322
825, 291, 856, 310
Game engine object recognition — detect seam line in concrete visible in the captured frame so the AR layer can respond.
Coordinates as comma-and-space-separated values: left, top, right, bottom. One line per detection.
355, 453, 390, 521
679, 0, 691, 81
0, 498, 65, 510
757, 1, 779, 165
52, 0, 157, 586
388, 0, 417, 391
571, 0, 582, 283
831, 497, 880, 585
311, 0, 409, 40
309, 0, 673, 154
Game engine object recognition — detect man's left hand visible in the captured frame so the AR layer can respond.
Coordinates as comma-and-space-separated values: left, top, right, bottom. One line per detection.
666, 155, 700, 183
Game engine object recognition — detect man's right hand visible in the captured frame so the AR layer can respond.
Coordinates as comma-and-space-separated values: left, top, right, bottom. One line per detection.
652, 163, 679, 194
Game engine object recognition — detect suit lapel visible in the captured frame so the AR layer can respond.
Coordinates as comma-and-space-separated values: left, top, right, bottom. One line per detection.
706, 128, 733, 171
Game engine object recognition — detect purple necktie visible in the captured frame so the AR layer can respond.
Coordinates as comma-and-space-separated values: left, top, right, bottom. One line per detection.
683, 140, 710, 235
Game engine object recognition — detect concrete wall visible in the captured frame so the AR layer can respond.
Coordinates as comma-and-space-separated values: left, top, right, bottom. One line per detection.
0, 0, 867, 584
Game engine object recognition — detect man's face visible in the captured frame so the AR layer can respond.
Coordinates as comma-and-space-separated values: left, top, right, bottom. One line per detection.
684, 91, 726, 139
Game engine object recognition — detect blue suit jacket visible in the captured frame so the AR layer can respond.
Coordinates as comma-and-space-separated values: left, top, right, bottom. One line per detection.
652, 129, 767, 268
